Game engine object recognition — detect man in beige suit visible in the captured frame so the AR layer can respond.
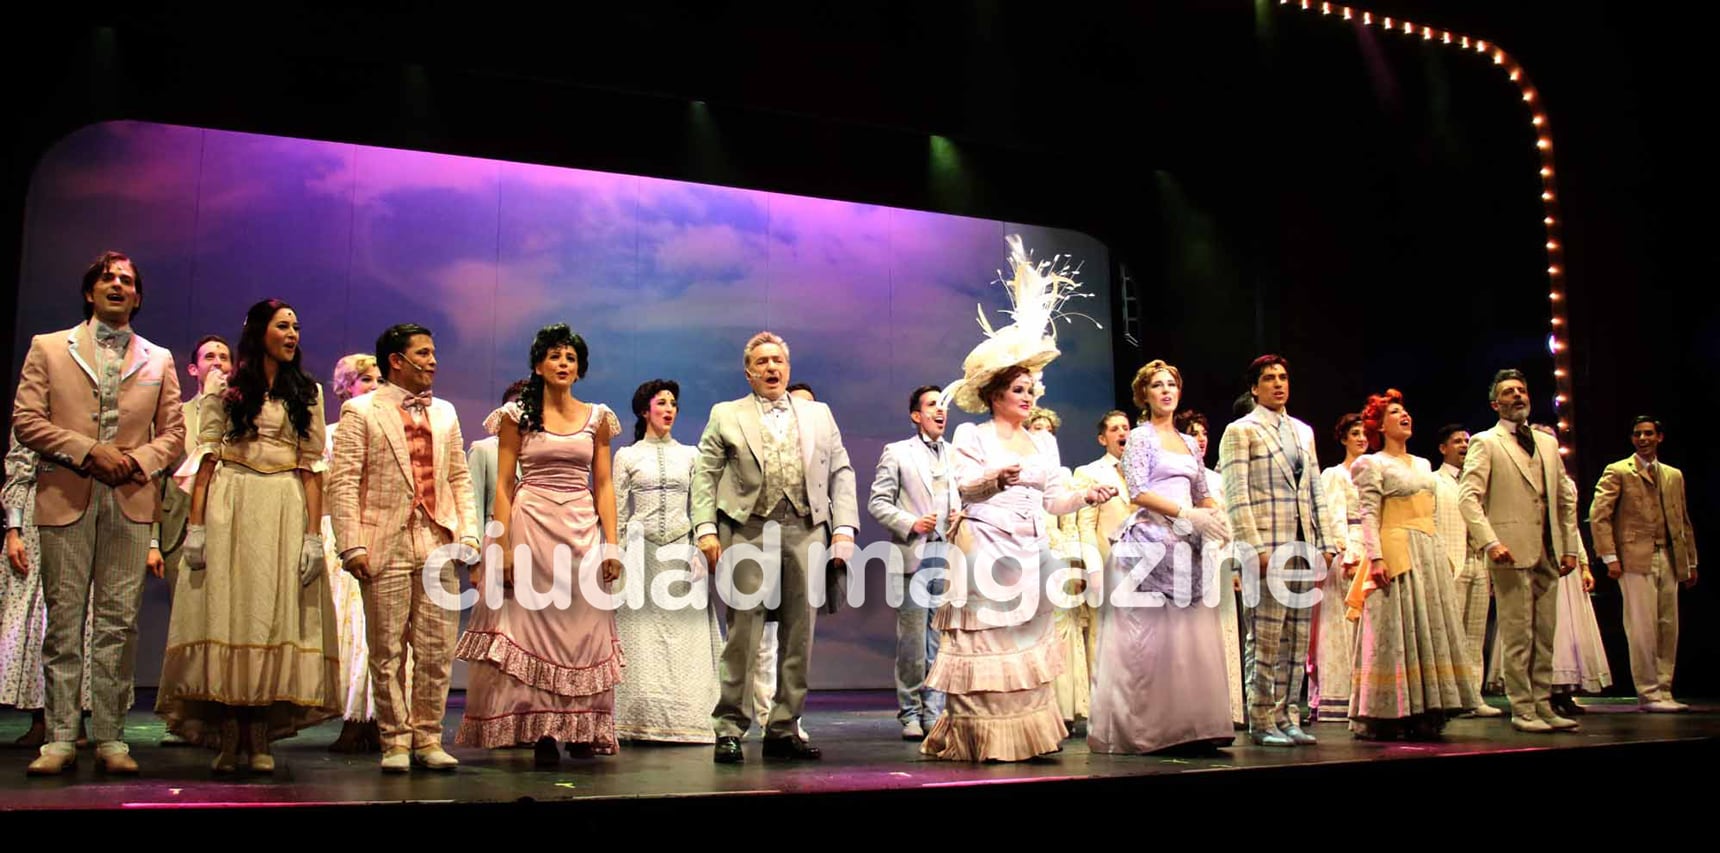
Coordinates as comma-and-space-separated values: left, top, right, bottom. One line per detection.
12, 251, 185, 775
1589, 415, 1698, 712
1458, 369, 1581, 733
156, 334, 231, 594
327, 323, 479, 772
696, 332, 857, 763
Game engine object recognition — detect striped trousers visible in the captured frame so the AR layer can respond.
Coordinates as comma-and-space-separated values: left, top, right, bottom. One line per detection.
36, 482, 150, 744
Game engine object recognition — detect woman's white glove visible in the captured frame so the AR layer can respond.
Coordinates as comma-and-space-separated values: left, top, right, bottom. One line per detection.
1183, 507, 1231, 543
299, 534, 324, 587
184, 524, 207, 571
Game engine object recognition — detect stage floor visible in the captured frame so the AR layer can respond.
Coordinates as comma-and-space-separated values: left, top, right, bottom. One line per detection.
1, 692, 1714, 816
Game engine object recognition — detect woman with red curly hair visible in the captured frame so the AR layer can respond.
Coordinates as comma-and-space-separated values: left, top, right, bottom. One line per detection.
1342, 390, 1480, 740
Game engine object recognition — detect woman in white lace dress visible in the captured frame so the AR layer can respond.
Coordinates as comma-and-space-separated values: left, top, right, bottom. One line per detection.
322, 352, 388, 752
611, 379, 722, 744
3, 433, 100, 747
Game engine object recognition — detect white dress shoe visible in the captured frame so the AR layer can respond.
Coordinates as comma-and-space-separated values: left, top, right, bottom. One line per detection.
412, 747, 459, 770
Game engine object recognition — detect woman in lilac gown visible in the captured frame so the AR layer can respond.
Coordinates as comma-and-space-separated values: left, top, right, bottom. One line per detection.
1088, 359, 1236, 755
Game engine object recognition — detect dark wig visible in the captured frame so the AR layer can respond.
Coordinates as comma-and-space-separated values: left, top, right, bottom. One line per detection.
516, 324, 589, 435
631, 379, 681, 442
223, 299, 318, 440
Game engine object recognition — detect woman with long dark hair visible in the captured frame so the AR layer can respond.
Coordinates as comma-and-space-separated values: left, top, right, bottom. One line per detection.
610, 379, 723, 743
456, 324, 626, 766
157, 298, 340, 773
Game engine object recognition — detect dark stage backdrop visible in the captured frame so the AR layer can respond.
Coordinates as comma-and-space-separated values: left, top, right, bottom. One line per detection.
10, 121, 1114, 689
1125, 8, 1669, 699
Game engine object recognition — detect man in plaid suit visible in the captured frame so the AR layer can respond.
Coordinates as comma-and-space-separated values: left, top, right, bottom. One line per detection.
327, 323, 480, 772
1217, 355, 1338, 747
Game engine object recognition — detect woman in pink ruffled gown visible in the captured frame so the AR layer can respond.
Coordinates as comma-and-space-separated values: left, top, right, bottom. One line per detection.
456, 325, 625, 767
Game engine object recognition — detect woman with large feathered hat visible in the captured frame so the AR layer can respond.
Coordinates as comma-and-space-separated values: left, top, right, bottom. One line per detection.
920, 236, 1115, 762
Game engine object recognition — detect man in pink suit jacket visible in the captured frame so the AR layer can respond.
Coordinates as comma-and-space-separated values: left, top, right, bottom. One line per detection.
12, 251, 184, 776
326, 323, 479, 773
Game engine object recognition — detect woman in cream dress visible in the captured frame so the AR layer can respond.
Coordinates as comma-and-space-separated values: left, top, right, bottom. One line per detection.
157, 299, 340, 772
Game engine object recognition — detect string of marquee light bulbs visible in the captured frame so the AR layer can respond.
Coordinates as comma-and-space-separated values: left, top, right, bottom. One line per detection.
1279, 0, 1576, 461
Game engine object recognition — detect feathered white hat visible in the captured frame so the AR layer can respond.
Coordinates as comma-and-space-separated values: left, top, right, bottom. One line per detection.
941, 235, 1099, 415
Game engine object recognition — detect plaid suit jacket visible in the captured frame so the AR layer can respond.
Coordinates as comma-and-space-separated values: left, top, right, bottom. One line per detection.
1217, 407, 1337, 559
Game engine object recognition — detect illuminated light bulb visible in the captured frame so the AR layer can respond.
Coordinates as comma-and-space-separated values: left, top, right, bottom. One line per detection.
1533, 114, 1546, 126
1548, 265, 1561, 275
1343, 7, 1353, 20
1442, 31, 1451, 43
1404, 21, 1414, 34
1542, 191, 1554, 201
1461, 36, 1470, 47
1364, 11, 1373, 25
1558, 420, 1568, 429
1545, 216, 1556, 226
1551, 317, 1563, 325
1557, 395, 1567, 403
1547, 240, 1559, 250
1321, 2, 1331, 15
1558, 446, 1569, 455
1537, 137, 1551, 150
1549, 292, 1562, 301
1424, 26, 1434, 39
1384, 16, 1393, 28
1510, 69, 1522, 81
1495, 50, 1506, 64
1541, 167, 1553, 177
1476, 39, 1488, 52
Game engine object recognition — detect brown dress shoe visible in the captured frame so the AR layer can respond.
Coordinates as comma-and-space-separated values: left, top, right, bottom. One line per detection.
26, 744, 76, 776
97, 745, 139, 775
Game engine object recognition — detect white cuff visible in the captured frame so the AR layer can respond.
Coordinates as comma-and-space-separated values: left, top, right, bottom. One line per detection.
1600, 554, 1618, 565
695, 523, 717, 541
4, 508, 21, 530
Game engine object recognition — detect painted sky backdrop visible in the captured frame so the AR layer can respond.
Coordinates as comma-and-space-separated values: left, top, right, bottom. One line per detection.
13, 121, 1113, 688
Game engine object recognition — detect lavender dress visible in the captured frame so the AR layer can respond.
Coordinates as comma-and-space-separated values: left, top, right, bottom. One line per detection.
456, 403, 626, 752
1087, 426, 1235, 754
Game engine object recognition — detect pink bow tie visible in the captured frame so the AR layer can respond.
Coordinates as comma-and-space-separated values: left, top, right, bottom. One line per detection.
401, 391, 433, 412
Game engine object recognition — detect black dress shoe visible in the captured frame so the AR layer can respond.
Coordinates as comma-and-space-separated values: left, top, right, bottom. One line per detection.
761, 736, 822, 761
713, 736, 743, 763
